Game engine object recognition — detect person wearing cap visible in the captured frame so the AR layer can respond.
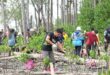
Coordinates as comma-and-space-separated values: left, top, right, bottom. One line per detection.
42, 28, 62, 71
71, 26, 84, 56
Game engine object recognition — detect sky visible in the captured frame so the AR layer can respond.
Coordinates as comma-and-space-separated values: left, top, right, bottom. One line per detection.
0, 0, 81, 30
29, 0, 61, 23
0, 0, 61, 29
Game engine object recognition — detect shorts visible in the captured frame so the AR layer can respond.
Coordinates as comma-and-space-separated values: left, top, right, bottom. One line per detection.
42, 50, 55, 64
42, 45, 52, 51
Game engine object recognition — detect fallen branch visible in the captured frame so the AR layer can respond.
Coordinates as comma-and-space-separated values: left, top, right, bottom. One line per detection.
0, 56, 17, 60
29, 71, 67, 75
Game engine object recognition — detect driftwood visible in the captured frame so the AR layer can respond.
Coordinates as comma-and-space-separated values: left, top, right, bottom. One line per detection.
0, 56, 16, 60
29, 71, 67, 75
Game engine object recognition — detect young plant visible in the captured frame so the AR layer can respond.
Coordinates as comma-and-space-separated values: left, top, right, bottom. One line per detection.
43, 56, 51, 67
17, 53, 30, 63
90, 50, 96, 59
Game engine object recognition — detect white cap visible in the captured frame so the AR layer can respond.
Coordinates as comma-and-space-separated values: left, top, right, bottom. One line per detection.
76, 26, 81, 31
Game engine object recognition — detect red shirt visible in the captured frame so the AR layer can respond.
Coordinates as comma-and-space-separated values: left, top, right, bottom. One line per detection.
85, 31, 98, 45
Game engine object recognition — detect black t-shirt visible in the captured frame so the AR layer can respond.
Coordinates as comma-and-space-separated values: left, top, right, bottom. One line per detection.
58, 34, 64, 43
42, 32, 59, 51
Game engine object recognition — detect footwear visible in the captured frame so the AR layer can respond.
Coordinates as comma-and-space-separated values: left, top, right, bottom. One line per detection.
59, 50, 65, 54
54, 68, 58, 71
43, 67, 58, 72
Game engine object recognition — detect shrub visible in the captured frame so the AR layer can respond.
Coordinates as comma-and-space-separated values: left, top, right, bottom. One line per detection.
0, 45, 11, 52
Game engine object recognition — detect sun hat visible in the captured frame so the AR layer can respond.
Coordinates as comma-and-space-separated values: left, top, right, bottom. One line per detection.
76, 26, 81, 31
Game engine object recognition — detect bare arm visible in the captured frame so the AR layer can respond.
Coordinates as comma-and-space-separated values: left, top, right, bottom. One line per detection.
46, 35, 54, 45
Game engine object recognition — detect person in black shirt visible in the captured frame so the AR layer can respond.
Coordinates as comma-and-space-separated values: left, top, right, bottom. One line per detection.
42, 28, 62, 71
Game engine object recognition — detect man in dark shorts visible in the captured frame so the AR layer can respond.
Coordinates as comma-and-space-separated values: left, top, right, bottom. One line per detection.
42, 28, 62, 70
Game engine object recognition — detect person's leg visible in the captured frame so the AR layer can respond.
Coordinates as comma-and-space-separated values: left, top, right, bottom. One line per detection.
42, 51, 49, 57
9, 46, 13, 56
86, 45, 91, 56
49, 51, 55, 64
77, 46, 82, 56
92, 42, 96, 50
105, 41, 108, 52
74, 46, 77, 55
42, 51, 49, 70
48, 51, 56, 71
82, 40, 85, 47
74, 46, 81, 56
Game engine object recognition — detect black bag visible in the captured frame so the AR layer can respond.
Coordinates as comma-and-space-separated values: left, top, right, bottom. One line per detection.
105, 28, 110, 40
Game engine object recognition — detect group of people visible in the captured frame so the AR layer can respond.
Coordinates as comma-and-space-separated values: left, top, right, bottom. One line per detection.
71, 27, 99, 57
0, 26, 110, 71
71, 26, 110, 57
42, 26, 110, 70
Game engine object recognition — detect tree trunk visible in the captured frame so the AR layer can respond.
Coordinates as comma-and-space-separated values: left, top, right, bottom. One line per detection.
19, 20, 23, 34
41, 1, 47, 32
21, 0, 27, 44
47, 0, 53, 32
31, 0, 38, 29
57, 0, 59, 24
61, 0, 64, 24
93, 0, 99, 7
14, 18, 18, 32
50, 0, 53, 31
29, 15, 33, 28
37, 11, 40, 33
68, 0, 72, 25
26, 0, 29, 29
47, 0, 50, 32
67, 1, 69, 24
1, 0, 7, 32
73, 0, 77, 25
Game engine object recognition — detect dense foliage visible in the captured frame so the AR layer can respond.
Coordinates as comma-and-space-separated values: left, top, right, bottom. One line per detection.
77, 0, 110, 41
78, 0, 94, 30
27, 33, 45, 53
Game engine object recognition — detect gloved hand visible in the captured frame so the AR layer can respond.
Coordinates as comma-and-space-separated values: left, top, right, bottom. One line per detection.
52, 44, 57, 50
